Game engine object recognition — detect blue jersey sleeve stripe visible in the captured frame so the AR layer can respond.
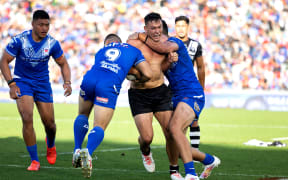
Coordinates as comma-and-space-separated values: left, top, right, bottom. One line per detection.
134, 58, 145, 66
5, 48, 16, 57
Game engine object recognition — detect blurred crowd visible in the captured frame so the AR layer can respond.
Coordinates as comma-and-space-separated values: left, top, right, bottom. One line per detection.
0, 0, 288, 92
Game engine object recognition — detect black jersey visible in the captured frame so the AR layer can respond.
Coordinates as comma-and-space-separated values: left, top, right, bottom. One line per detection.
183, 38, 203, 64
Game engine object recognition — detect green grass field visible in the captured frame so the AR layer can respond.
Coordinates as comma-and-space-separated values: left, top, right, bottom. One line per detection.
0, 103, 288, 180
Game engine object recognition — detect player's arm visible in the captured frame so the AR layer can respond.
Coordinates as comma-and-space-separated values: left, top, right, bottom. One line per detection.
195, 56, 205, 89
138, 33, 179, 53
54, 54, 72, 97
162, 52, 178, 72
0, 50, 21, 99
135, 60, 153, 83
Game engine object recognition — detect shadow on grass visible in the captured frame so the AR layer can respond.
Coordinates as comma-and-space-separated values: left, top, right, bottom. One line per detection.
0, 137, 287, 180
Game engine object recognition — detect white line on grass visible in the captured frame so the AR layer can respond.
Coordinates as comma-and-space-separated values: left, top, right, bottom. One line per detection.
1, 116, 288, 128
20, 146, 165, 158
272, 137, 288, 141
0, 164, 287, 178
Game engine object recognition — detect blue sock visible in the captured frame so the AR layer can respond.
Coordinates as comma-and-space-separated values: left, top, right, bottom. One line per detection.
86, 126, 104, 156
184, 161, 196, 176
26, 144, 39, 162
74, 115, 89, 151
202, 153, 215, 165
46, 136, 55, 148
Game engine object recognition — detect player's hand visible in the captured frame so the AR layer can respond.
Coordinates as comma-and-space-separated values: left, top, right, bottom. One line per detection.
63, 82, 72, 97
128, 32, 139, 40
9, 84, 21, 99
168, 52, 178, 63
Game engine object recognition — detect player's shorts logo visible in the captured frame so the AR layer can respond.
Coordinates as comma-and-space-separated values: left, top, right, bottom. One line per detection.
96, 96, 108, 104
194, 101, 200, 112
80, 89, 86, 96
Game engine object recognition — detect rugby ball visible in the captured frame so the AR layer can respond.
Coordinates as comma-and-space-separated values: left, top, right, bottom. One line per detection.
126, 67, 140, 81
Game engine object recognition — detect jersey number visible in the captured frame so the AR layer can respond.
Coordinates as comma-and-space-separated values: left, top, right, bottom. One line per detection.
105, 48, 121, 62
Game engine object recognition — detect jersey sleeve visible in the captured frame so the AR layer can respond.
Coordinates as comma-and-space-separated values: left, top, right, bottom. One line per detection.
5, 37, 21, 57
133, 48, 146, 66
50, 40, 64, 60
195, 42, 203, 58
168, 37, 185, 50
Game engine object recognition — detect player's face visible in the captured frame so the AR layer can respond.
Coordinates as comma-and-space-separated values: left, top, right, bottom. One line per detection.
175, 20, 189, 39
144, 19, 162, 42
32, 19, 50, 39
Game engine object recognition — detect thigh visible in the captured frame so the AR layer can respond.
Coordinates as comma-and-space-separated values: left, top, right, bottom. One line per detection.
154, 110, 172, 129
16, 95, 34, 123
93, 105, 114, 130
35, 101, 55, 124
78, 95, 94, 117
169, 102, 196, 131
134, 113, 154, 138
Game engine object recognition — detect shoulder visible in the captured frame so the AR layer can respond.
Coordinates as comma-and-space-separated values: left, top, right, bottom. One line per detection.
13, 30, 30, 40
188, 38, 202, 46
168, 37, 184, 47
126, 39, 144, 49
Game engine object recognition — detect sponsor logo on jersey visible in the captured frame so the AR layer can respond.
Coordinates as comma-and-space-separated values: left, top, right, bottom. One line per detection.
43, 48, 49, 56
96, 96, 108, 104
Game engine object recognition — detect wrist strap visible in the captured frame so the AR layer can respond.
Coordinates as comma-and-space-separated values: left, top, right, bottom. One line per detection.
7, 79, 15, 85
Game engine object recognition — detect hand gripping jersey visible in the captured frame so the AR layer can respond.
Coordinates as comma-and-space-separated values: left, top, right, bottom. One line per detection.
5, 30, 64, 81
165, 37, 203, 96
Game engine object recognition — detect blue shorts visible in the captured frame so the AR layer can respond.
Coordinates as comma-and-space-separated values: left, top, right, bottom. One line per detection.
15, 78, 53, 103
80, 71, 121, 109
172, 92, 205, 119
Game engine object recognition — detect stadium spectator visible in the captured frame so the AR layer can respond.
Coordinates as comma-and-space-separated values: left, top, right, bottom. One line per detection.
0, 0, 287, 92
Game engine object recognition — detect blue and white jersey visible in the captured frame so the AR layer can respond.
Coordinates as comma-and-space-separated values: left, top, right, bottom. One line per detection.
91, 42, 145, 84
165, 37, 203, 95
5, 30, 63, 81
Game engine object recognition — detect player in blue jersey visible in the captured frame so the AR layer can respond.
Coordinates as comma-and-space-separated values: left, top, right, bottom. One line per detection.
0, 10, 72, 171
134, 20, 220, 180
72, 34, 152, 178
175, 16, 205, 150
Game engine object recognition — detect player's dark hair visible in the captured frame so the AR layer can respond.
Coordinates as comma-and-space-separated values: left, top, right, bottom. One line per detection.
162, 20, 168, 36
175, 16, 189, 24
104, 34, 122, 45
33, 10, 50, 21
144, 12, 162, 25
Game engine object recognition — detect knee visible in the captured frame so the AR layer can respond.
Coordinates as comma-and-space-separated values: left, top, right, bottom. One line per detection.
140, 134, 153, 145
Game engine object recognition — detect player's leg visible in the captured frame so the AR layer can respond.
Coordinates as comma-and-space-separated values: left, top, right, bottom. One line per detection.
190, 148, 221, 179
73, 95, 93, 168
16, 95, 40, 170
128, 87, 155, 172
134, 113, 156, 172
169, 102, 197, 178
35, 101, 57, 165
80, 105, 114, 178
190, 120, 200, 150
155, 110, 182, 179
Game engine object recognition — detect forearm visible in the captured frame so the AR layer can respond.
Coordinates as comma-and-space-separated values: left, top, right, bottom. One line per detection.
0, 58, 13, 82
138, 33, 173, 54
197, 68, 205, 89
60, 62, 71, 83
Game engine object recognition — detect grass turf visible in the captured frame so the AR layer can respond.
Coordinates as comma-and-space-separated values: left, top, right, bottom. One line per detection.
0, 103, 287, 180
